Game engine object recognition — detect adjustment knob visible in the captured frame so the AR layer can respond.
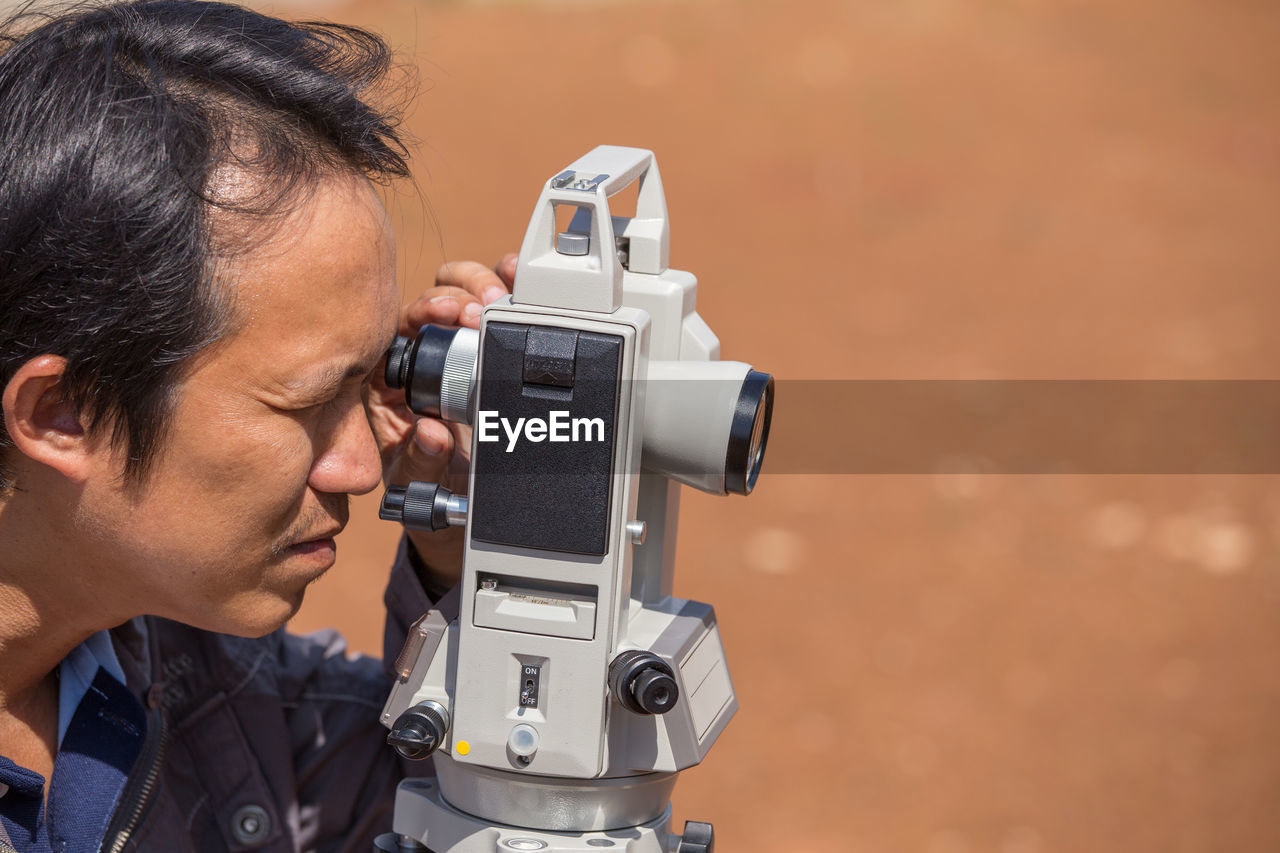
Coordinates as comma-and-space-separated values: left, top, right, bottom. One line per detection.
386, 701, 450, 760
381, 481, 452, 532
676, 820, 715, 853
609, 650, 680, 715
631, 667, 678, 714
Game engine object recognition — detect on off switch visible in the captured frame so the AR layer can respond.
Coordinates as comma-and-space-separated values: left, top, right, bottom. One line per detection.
519, 664, 541, 708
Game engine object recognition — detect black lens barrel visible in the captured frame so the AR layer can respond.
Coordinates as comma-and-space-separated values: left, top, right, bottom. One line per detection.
723, 371, 774, 496
383, 325, 463, 418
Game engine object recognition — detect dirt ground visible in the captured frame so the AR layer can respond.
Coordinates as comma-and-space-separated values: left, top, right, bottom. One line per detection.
278, 1, 1280, 850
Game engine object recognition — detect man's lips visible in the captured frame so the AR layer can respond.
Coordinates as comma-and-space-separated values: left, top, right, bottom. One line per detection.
287, 526, 344, 551
288, 538, 337, 558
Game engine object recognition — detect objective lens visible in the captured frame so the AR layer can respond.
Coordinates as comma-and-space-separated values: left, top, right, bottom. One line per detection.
724, 371, 774, 495
745, 385, 770, 486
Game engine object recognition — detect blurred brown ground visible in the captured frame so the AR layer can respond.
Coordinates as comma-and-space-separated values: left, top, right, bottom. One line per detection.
274, 0, 1280, 850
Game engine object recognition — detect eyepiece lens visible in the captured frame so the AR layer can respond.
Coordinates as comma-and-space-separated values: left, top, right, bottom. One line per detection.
384, 336, 411, 389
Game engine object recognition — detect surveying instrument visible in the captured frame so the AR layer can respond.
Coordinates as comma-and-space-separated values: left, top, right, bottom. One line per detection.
373, 147, 774, 853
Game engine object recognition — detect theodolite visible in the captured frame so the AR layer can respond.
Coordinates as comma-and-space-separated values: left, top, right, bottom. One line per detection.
374, 146, 773, 853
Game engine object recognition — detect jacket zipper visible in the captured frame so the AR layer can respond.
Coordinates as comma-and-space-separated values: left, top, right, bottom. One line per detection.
99, 707, 168, 853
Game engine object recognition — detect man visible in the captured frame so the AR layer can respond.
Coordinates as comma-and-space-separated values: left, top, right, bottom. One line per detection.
0, 1, 493, 849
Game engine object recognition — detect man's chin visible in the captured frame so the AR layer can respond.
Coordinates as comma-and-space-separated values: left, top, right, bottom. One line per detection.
187, 585, 310, 639
171, 546, 338, 637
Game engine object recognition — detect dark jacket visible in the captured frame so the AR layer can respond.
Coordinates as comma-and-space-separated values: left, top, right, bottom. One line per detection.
102, 541, 456, 853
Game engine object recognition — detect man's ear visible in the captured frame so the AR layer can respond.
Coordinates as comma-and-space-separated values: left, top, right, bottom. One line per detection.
3, 355, 96, 483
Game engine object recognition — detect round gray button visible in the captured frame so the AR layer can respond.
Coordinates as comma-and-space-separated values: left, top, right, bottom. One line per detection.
231, 804, 271, 845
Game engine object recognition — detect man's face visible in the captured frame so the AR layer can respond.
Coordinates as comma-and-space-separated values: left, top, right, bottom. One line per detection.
79, 171, 400, 636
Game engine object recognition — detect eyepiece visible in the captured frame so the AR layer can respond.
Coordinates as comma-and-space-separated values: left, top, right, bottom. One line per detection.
385, 325, 479, 423
384, 335, 412, 389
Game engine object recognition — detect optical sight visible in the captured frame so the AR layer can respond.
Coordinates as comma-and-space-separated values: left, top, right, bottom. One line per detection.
376, 146, 773, 853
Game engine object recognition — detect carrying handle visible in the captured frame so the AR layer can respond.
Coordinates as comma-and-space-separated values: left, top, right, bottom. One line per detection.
513, 145, 669, 314
551, 145, 665, 219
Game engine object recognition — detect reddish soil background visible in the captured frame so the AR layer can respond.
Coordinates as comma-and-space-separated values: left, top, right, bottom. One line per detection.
277, 1, 1280, 850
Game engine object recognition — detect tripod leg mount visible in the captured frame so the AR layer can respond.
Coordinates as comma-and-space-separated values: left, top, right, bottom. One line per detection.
372, 775, 715, 852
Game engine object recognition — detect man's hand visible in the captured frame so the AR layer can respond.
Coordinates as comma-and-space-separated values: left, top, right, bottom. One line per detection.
367, 254, 516, 590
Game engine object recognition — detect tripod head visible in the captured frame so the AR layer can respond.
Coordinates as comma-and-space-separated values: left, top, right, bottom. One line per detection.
376, 146, 773, 852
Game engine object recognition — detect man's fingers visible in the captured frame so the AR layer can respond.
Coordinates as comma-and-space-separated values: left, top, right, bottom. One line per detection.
401, 255, 518, 336
414, 418, 454, 456
495, 253, 517, 290
435, 260, 508, 306
402, 287, 479, 332
392, 417, 456, 486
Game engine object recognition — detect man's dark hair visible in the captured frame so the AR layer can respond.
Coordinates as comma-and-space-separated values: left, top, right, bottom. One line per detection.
0, 0, 411, 490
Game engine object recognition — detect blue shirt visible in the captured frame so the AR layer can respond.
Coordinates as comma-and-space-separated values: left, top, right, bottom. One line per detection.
0, 633, 146, 853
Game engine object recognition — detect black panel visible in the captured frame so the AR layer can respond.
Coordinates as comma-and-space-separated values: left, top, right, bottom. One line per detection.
470, 322, 623, 555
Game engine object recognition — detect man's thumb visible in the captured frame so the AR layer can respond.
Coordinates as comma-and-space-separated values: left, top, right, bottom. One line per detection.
399, 417, 456, 484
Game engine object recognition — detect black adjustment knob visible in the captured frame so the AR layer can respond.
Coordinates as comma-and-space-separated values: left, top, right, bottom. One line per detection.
631, 667, 678, 715
609, 650, 680, 715
387, 702, 449, 760
676, 820, 714, 853
380, 481, 451, 532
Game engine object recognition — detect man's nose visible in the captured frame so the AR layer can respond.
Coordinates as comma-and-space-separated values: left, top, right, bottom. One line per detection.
308, 399, 382, 496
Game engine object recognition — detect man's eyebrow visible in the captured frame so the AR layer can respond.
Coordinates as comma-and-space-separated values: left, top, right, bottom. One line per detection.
285, 333, 396, 396
291, 358, 381, 396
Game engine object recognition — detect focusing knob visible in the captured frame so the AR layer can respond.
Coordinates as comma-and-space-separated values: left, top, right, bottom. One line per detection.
609, 650, 679, 715
381, 481, 451, 532
387, 702, 450, 760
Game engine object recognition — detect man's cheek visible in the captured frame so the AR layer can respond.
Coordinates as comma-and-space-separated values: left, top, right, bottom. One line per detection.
197, 416, 314, 485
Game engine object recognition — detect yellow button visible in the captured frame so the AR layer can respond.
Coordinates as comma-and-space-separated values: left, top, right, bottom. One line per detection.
455, 740, 471, 756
